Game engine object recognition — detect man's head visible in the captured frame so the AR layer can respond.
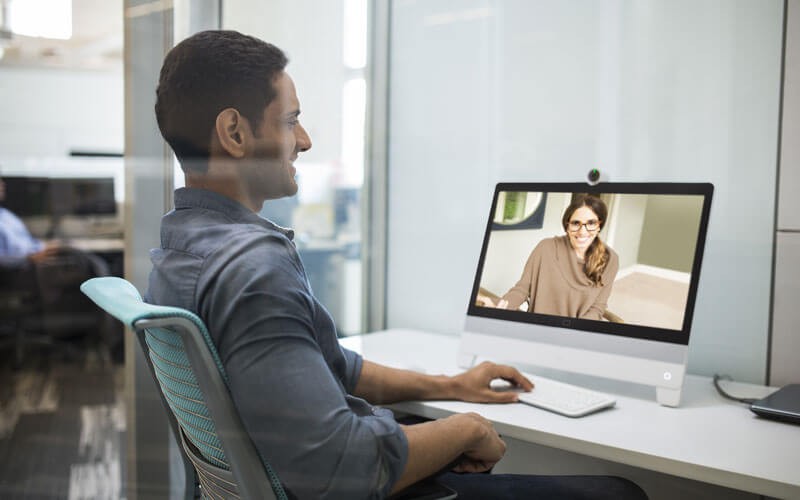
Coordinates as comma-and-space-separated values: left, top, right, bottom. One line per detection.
155, 30, 311, 208
155, 30, 289, 171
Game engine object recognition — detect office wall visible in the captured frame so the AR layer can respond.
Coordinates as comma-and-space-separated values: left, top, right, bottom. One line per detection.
385, 0, 784, 383
606, 194, 647, 271
771, 0, 800, 386
0, 66, 125, 216
0, 66, 124, 161
638, 195, 703, 273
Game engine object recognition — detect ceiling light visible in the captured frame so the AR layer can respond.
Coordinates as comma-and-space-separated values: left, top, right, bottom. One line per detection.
8, 0, 72, 40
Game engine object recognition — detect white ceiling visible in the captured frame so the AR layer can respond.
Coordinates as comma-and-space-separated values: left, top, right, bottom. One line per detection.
0, 0, 123, 70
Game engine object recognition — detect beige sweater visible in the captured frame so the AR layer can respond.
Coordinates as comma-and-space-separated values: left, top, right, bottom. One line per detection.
501, 235, 619, 320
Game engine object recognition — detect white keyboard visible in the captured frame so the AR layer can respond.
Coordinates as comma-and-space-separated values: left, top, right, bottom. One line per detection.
495, 373, 616, 418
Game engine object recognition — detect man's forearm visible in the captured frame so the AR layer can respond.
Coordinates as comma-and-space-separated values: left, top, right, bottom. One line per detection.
353, 359, 531, 405
390, 413, 500, 495
353, 360, 456, 404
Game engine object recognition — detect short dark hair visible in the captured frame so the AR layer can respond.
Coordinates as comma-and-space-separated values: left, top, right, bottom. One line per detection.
155, 30, 288, 172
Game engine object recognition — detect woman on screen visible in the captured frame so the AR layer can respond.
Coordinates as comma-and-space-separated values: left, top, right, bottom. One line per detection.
479, 194, 619, 320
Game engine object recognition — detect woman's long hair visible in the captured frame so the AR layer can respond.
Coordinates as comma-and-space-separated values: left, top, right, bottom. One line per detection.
561, 194, 609, 286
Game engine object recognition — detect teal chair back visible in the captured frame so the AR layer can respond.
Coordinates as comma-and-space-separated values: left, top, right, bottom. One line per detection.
81, 277, 288, 500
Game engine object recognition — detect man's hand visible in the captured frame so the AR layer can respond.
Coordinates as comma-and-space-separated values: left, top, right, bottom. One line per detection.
450, 412, 506, 473
394, 411, 507, 492
27, 242, 62, 264
450, 361, 533, 403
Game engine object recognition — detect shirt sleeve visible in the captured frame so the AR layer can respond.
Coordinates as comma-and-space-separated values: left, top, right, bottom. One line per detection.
340, 346, 364, 394
0, 208, 44, 259
198, 235, 407, 499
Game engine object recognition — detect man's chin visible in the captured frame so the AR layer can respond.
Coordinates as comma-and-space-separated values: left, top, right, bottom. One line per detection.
262, 182, 298, 201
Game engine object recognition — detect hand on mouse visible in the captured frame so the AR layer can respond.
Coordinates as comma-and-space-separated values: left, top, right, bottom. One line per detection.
449, 361, 533, 403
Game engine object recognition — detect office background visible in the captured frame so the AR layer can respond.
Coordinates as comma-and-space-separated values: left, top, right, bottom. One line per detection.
0, 0, 797, 498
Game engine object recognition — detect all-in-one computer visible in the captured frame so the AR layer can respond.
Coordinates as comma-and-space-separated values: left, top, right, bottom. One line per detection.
459, 182, 713, 410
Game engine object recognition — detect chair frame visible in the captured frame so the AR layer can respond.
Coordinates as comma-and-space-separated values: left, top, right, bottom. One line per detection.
132, 316, 278, 500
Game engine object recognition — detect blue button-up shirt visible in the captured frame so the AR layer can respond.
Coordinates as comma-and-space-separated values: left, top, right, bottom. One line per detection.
146, 188, 407, 499
0, 207, 44, 259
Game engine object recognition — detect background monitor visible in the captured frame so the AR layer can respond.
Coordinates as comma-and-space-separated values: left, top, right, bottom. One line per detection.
1, 176, 51, 217
50, 177, 117, 216
459, 182, 714, 406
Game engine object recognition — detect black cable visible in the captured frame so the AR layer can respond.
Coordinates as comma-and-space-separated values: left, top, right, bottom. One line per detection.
713, 374, 758, 405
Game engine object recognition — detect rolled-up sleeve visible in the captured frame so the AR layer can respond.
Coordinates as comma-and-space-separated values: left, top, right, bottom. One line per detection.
340, 346, 364, 394
200, 236, 408, 498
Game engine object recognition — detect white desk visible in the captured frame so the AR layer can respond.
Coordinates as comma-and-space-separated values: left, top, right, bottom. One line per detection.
340, 329, 800, 499
54, 237, 125, 253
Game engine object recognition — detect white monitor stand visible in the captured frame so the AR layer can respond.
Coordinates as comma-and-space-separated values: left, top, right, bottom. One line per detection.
458, 318, 688, 406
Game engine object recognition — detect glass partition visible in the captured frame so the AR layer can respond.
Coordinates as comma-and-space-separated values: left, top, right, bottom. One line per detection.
223, 0, 369, 336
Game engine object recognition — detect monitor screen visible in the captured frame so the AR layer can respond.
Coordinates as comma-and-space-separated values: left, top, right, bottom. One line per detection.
50, 177, 117, 216
468, 183, 713, 347
1, 176, 52, 217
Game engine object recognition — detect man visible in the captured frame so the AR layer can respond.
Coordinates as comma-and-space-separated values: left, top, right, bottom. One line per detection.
0, 177, 61, 267
148, 30, 646, 499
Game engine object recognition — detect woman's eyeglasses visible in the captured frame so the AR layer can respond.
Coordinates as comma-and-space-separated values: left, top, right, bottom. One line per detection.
567, 219, 600, 232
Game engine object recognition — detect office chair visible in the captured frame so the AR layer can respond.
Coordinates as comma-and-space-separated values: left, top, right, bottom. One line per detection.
0, 261, 41, 364
80, 277, 287, 500
0, 247, 110, 366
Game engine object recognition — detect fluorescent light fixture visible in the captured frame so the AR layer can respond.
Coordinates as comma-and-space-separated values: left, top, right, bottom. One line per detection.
9, 0, 72, 40
343, 0, 366, 69
341, 78, 366, 187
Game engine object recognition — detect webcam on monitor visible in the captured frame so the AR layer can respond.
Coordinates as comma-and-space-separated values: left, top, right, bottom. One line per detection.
586, 168, 607, 186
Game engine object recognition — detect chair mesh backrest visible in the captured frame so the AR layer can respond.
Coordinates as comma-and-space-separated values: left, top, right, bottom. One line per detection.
144, 325, 228, 469
140, 314, 288, 500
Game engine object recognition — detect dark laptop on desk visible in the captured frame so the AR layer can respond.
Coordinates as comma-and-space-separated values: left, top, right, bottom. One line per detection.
750, 384, 800, 424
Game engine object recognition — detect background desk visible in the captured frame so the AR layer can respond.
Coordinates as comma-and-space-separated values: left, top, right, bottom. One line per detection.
340, 330, 799, 500
47, 237, 124, 277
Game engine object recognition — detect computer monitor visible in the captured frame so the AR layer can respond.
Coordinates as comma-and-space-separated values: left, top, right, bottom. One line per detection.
49, 177, 117, 216
459, 182, 713, 406
0, 176, 52, 216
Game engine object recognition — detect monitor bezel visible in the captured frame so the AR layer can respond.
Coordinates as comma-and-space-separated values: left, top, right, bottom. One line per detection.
467, 182, 714, 346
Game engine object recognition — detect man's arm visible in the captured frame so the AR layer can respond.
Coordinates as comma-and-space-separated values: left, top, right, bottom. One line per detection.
352, 356, 534, 494
391, 412, 506, 495
353, 359, 533, 405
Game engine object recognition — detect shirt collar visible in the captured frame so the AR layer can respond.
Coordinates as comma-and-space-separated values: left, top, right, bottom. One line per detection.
173, 187, 295, 240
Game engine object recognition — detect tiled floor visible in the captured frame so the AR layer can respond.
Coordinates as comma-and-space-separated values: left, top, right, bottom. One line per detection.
0, 347, 124, 500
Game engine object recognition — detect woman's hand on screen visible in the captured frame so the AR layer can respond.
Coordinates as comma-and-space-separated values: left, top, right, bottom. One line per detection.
476, 294, 496, 308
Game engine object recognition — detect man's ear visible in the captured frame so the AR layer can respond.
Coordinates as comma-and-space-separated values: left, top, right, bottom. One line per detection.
214, 108, 249, 158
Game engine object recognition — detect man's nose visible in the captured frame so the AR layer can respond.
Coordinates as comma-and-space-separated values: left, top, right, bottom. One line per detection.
296, 124, 312, 152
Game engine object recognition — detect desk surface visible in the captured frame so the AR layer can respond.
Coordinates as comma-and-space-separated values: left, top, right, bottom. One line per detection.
340, 329, 799, 499
48, 237, 124, 253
